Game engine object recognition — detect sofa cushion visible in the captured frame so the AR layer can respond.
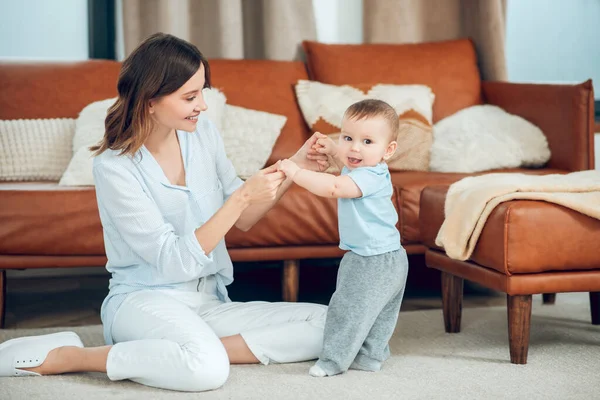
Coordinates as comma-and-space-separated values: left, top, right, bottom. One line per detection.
482, 80, 595, 172
429, 105, 551, 173
302, 39, 482, 122
0, 181, 398, 256
59, 98, 116, 186
225, 185, 338, 248
58, 91, 287, 186
0, 182, 339, 256
209, 59, 311, 166
294, 80, 434, 172
0, 60, 310, 169
0, 182, 104, 256
0, 60, 121, 120
1, 118, 75, 181
394, 168, 568, 245
220, 105, 287, 179
226, 184, 401, 248
420, 182, 600, 275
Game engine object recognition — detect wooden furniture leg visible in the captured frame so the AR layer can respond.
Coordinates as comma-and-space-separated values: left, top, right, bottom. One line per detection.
0, 270, 6, 329
542, 293, 556, 305
283, 260, 299, 302
507, 294, 532, 364
441, 272, 463, 333
590, 292, 600, 325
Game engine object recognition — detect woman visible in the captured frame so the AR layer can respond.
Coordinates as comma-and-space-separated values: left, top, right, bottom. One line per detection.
0, 33, 329, 392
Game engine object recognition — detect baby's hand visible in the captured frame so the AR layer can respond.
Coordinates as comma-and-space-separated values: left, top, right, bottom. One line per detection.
278, 159, 301, 179
310, 132, 337, 157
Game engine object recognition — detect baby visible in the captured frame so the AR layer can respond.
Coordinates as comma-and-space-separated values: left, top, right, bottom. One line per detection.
278, 99, 409, 377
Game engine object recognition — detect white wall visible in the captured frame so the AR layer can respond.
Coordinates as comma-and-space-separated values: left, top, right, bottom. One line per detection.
506, 0, 600, 94
312, 0, 363, 44
2, 0, 598, 81
505, 0, 600, 170
0, 0, 88, 60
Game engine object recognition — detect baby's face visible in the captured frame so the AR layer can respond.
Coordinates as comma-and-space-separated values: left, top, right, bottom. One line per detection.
338, 116, 396, 169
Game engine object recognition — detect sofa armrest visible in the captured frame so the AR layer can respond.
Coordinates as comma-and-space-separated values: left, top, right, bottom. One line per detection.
482, 80, 595, 171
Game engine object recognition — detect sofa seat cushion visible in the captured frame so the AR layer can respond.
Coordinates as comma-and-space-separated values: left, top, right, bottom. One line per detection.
0, 182, 397, 256
394, 168, 567, 245
226, 184, 400, 248
0, 182, 104, 255
420, 176, 600, 275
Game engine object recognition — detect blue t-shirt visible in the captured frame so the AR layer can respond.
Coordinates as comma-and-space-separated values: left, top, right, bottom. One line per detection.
338, 163, 401, 256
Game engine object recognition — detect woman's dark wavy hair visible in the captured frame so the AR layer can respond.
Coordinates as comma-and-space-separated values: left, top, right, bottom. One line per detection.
90, 33, 211, 156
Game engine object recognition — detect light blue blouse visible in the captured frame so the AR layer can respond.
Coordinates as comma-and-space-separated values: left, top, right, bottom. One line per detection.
93, 116, 243, 345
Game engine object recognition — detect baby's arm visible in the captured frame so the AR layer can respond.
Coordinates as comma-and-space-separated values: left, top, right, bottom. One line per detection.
279, 159, 362, 199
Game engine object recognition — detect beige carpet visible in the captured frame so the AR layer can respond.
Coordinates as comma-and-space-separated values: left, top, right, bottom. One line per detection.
1, 293, 598, 400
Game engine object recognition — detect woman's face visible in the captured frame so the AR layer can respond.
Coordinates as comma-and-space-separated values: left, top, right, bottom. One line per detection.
149, 63, 208, 133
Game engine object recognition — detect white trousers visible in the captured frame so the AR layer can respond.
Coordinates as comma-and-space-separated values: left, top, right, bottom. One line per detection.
106, 282, 327, 392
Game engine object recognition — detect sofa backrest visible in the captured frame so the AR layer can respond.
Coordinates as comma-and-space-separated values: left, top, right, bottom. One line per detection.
0, 60, 122, 119
209, 59, 311, 164
0, 59, 310, 165
302, 38, 483, 122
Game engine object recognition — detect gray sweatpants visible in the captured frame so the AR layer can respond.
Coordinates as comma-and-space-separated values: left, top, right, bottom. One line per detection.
315, 248, 409, 376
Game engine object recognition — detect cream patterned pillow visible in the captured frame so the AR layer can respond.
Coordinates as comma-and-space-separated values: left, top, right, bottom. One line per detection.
59, 88, 227, 186
295, 80, 435, 172
220, 105, 287, 180
0, 119, 75, 181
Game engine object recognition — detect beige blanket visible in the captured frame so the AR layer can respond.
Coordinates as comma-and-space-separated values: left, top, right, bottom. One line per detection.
435, 170, 600, 261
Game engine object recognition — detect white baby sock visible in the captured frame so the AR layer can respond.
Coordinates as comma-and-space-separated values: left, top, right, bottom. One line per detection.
309, 365, 327, 377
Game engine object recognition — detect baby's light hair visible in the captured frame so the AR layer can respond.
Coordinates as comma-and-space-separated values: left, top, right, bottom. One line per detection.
343, 99, 399, 141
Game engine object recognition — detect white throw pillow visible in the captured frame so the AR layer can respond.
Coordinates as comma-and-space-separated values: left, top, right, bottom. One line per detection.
58, 88, 284, 184
220, 105, 287, 180
0, 118, 75, 181
59, 98, 115, 186
202, 88, 227, 132
71, 98, 116, 153
59, 88, 227, 186
429, 105, 551, 173
58, 146, 97, 186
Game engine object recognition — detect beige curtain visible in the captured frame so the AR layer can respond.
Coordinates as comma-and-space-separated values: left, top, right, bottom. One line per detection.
121, 0, 316, 60
363, 0, 507, 81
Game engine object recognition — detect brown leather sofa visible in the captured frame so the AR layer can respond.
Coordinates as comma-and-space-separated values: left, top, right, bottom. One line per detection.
0, 39, 595, 328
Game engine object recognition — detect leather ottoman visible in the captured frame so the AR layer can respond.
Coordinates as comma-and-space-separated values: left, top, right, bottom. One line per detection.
419, 185, 600, 364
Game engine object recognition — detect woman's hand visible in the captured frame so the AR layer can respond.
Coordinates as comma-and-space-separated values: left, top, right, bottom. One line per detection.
238, 162, 286, 205
290, 132, 330, 172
